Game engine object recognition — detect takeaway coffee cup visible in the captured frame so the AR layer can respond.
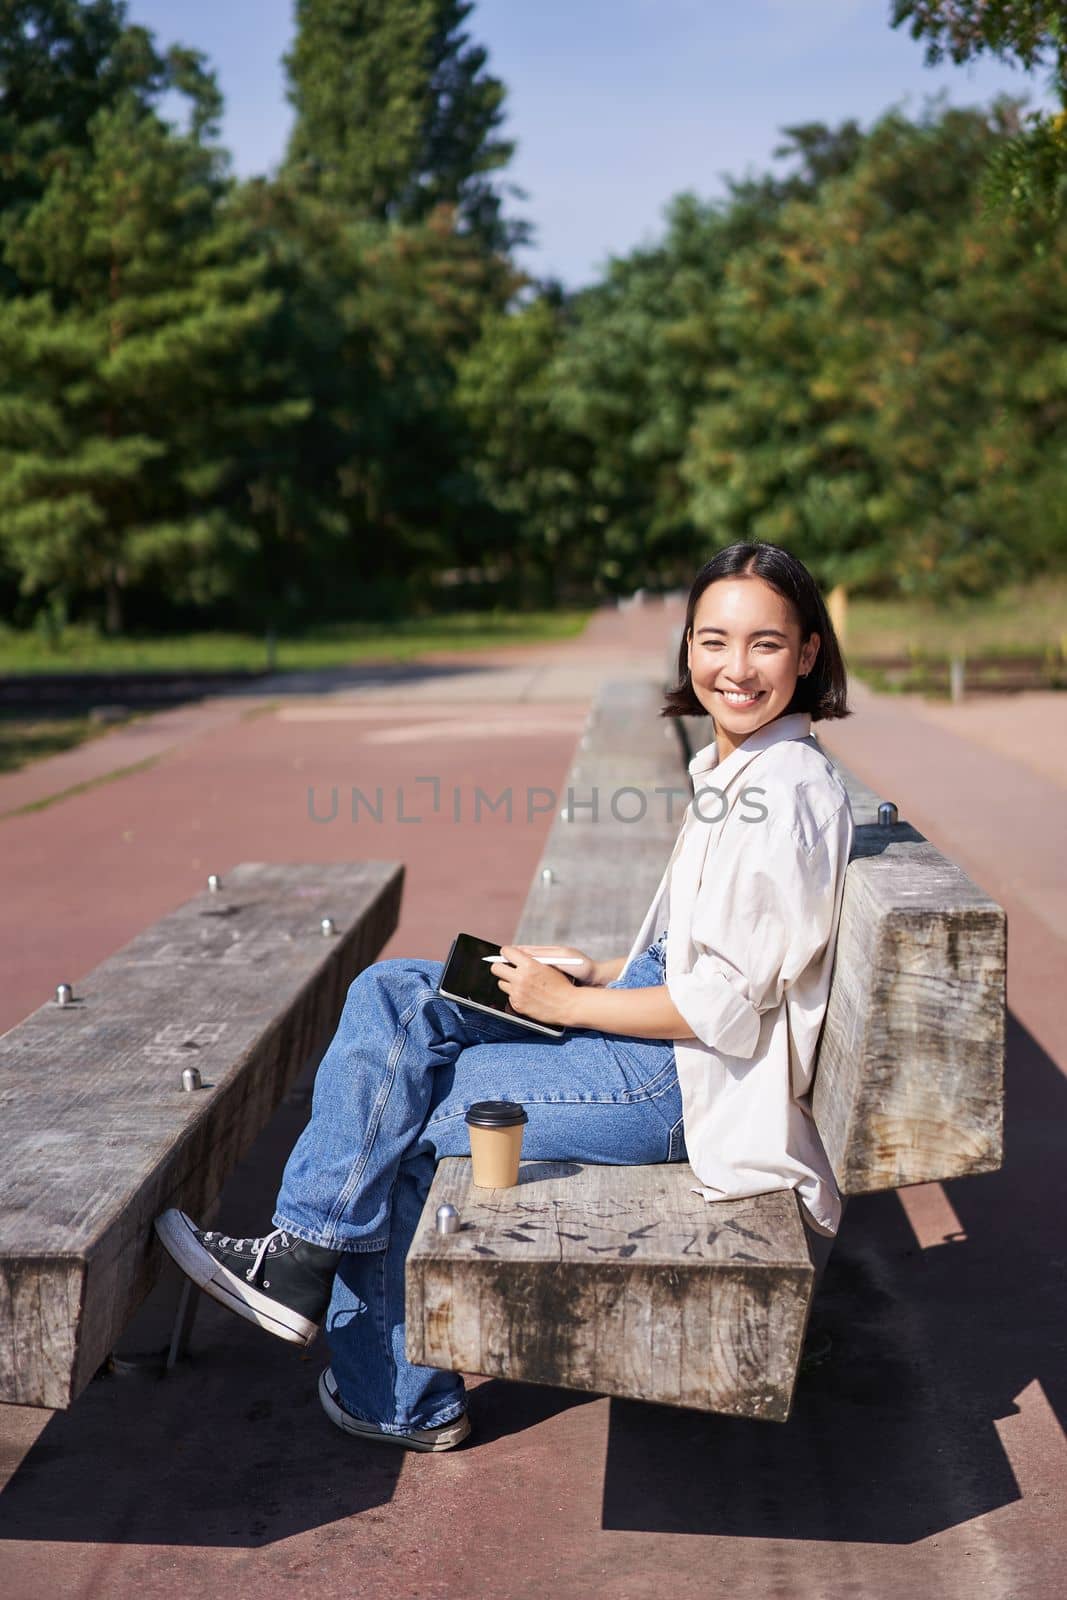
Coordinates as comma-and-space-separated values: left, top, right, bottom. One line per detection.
465, 1100, 529, 1188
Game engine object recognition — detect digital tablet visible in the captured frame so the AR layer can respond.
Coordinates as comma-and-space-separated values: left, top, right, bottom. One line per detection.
438, 932, 566, 1038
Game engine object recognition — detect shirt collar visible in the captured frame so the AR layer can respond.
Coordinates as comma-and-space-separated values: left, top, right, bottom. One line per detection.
687, 711, 813, 786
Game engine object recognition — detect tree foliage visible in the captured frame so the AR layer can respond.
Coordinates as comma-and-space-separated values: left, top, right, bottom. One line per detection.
891, 1, 1067, 215
283, 0, 523, 251
0, 95, 302, 632
1, 4, 1064, 631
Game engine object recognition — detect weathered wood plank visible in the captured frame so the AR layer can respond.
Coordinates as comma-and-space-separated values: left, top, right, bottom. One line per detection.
816, 831, 1005, 1191
406, 1158, 816, 1421
514, 680, 683, 959
0, 860, 403, 1408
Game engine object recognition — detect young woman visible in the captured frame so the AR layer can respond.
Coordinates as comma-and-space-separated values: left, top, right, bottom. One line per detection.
156, 541, 853, 1452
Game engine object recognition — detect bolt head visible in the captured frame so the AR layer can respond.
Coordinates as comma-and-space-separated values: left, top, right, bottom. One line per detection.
321, 916, 336, 936
207, 874, 221, 893
181, 1067, 203, 1092
541, 866, 555, 885
56, 983, 74, 1006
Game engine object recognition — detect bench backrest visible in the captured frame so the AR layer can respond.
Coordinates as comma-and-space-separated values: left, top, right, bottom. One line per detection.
516, 680, 1004, 1198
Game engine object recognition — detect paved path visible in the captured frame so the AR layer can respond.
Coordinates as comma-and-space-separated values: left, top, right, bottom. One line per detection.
1, 615, 1065, 1600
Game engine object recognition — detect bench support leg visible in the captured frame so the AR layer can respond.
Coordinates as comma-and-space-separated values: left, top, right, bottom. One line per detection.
165, 1278, 200, 1371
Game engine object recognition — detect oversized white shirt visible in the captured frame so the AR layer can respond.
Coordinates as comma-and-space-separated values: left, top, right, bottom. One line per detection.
618, 712, 854, 1237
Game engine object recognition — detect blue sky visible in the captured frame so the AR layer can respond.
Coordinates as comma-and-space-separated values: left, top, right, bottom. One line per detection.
125, 0, 1053, 288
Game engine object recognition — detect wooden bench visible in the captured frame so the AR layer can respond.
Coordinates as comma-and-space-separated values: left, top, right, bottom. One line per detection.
0, 860, 403, 1410
407, 680, 1006, 1421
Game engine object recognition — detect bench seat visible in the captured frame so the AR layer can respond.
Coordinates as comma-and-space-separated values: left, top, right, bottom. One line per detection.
407, 1158, 815, 1422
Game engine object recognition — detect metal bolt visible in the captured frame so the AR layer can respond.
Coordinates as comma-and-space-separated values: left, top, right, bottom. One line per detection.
207, 873, 221, 893
436, 1203, 460, 1235
181, 1067, 203, 1092
56, 983, 74, 1006
878, 801, 899, 827
321, 916, 336, 937
541, 866, 555, 886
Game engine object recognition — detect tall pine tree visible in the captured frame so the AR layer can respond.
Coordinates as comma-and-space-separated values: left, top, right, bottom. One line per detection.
0, 0, 221, 294
283, 0, 523, 251
0, 94, 305, 632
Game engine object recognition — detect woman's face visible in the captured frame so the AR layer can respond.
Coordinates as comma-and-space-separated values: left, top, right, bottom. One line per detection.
686, 575, 820, 756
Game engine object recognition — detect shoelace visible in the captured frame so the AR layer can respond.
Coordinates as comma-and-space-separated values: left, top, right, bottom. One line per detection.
203, 1227, 291, 1282
246, 1228, 289, 1283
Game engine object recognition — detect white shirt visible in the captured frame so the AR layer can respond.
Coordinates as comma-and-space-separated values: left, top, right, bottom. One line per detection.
619, 712, 854, 1237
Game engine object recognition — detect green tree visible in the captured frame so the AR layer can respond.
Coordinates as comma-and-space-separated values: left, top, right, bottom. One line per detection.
452, 121, 871, 600
892, 1, 1067, 215
454, 293, 593, 602
283, 0, 523, 251
682, 104, 1067, 598
0, 0, 221, 293
237, 173, 517, 620
0, 95, 303, 632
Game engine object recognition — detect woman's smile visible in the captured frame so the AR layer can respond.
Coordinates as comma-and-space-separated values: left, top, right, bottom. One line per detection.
717, 687, 765, 707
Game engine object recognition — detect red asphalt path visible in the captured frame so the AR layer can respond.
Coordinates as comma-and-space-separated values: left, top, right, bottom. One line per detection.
1, 613, 1065, 1600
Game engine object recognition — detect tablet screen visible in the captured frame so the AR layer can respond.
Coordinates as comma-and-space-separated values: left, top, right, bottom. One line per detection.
439, 932, 565, 1036
441, 932, 519, 1017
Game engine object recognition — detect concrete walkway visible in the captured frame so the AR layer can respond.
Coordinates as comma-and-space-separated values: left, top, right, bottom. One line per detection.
1, 613, 1064, 1600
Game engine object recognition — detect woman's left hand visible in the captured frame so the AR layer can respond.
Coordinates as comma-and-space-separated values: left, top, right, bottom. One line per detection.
491, 945, 580, 1028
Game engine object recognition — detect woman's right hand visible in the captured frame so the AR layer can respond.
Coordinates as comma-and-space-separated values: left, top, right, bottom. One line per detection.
512, 944, 600, 985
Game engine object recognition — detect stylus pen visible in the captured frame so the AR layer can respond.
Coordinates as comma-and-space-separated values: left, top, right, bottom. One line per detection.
481, 955, 583, 965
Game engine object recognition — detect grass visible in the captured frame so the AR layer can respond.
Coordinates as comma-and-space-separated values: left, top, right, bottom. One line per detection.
842, 576, 1067, 660
0, 609, 592, 675
0, 747, 159, 818
0, 709, 146, 782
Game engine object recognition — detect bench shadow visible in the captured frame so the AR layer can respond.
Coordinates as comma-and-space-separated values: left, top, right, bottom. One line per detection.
516, 1161, 583, 1185
0, 1082, 403, 1549
0, 1327, 404, 1548
601, 1008, 1058, 1542
0, 1076, 593, 1549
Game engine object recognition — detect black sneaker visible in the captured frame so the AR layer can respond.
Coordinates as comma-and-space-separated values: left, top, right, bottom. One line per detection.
318, 1367, 471, 1452
154, 1209, 341, 1347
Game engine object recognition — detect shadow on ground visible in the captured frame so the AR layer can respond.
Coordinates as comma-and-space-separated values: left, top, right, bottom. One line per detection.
1, 657, 545, 716
602, 1009, 1062, 1542
0, 1012, 1058, 1548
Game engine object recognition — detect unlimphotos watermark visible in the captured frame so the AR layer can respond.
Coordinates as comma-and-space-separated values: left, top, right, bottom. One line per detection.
306, 777, 769, 826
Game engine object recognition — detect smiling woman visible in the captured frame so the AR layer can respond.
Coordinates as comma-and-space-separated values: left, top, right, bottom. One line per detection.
153, 540, 856, 1454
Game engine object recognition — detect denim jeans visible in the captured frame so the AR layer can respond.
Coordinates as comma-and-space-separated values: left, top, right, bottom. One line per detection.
273, 932, 683, 1434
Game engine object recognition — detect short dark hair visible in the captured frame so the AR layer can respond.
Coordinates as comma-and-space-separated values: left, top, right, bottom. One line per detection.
662, 542, 851, 722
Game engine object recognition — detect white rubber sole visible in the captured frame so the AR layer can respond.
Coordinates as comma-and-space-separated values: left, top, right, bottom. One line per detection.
318, 1368, 471, 1452
154, 1209, 319, 1347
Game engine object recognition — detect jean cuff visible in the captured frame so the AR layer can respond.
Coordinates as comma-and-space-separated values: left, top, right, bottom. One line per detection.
343, 1396, 469, 1434
272, 1213, 389, 1253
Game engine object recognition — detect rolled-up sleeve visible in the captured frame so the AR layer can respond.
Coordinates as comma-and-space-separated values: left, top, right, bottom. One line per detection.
666, 800, 851, 1058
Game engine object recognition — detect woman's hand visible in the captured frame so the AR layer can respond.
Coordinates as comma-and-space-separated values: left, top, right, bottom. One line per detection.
491, 946, 582, 1028
511, 944, 598, 984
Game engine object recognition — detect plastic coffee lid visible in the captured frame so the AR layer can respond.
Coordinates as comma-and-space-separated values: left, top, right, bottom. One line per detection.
465, 1100, 529, 1128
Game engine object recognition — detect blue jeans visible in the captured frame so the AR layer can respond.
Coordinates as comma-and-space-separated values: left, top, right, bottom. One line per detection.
273, 934, 683, 1434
